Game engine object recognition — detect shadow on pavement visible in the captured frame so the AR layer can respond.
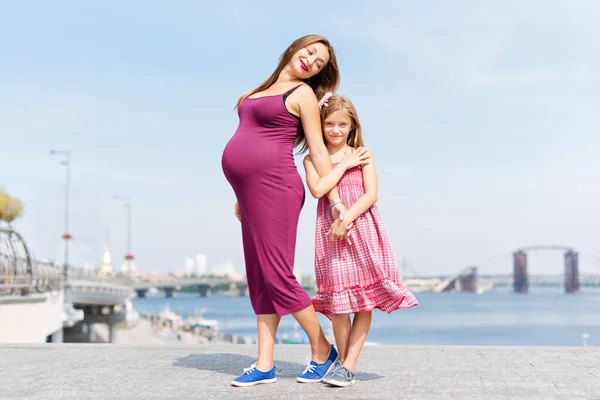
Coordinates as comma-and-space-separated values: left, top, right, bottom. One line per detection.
173, 353, 384, 381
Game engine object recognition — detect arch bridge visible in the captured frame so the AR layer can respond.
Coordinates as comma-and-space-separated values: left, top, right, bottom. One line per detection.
434, 245, 599, 294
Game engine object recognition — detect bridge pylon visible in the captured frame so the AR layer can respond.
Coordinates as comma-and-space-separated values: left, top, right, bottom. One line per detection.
457, 266, 477, 292
235, 281, 248, 297
513, 250, 528, 293
196, 283, 212, 297
564, 250, 580, 293
512, 247, 582, 294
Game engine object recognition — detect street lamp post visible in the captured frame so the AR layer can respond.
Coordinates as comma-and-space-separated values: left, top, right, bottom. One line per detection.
113, 195, 133, 275
50, 150, 71, 279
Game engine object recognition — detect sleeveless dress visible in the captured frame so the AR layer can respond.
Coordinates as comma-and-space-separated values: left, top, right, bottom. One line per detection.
312, 163, 419, 319
221, 85, 312, 316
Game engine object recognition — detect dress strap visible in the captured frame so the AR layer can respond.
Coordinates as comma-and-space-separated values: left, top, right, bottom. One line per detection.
283, 84, 305, 121
283, 84, 305, 98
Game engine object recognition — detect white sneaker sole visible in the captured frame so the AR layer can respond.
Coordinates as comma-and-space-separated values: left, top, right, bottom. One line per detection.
326, 379, 355, 387
296, 376, 323, 383
231, 377, 277, 387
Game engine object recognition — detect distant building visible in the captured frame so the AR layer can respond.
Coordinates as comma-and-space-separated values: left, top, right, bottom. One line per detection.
98, 246, 114, 278
184, 258, 194, 277
196, 254, 207, 276
120, 260, 137, 277
211, 260, 241, 279
82, 261, 95, 276
223, 261, 236, 277
171, 268, 183, 278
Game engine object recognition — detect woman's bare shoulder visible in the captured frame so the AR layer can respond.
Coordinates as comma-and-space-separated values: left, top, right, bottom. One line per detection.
294, 84, 317, 100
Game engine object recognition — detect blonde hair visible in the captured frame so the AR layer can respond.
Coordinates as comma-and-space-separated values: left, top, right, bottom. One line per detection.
320, 95, 364, 148
236, 35, 340, 153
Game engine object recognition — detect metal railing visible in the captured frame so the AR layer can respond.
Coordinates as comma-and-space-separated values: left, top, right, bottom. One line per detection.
66, 267, 135, 285
0, 228, 62, 296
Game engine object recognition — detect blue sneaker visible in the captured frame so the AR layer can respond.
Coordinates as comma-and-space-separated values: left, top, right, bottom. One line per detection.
231, 363, 277, 387
296, 345, 338, 383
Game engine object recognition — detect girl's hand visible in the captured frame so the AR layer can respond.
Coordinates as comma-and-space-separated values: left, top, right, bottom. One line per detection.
340, 147, 371, 170
234, 202, 241, 222
328, 218, 350, 244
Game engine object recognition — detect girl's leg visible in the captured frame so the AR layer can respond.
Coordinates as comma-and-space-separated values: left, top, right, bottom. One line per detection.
343, 311, 372, 372
256, 313, 281, 371
331, 313, 352, 361
292, 305, 331, 362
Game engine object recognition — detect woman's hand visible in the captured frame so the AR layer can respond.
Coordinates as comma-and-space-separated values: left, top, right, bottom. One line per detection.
234, 202, 241, 222
340, 147, 371, 170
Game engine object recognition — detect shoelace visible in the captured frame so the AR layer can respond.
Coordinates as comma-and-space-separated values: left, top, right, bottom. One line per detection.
338, 366, 353, 380
243, 363, 256, 374
301, 356, 317, 374
242, 363, 281, 375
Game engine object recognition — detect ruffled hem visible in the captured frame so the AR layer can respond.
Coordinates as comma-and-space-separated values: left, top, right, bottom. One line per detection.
312, 279, 419, 320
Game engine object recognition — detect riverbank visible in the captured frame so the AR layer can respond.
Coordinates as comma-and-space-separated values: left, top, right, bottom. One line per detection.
93, 318, 221, 345
90, 308, 256, 345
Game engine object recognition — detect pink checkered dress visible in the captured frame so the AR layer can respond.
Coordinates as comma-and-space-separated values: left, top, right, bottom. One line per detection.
312, 164, 419, 319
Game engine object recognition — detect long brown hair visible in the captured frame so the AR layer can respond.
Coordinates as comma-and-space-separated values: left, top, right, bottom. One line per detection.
236, 35, 340, 151
320, 95, 364, 148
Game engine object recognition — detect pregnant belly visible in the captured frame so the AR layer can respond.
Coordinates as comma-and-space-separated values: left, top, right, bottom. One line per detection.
222, 134, 280, 182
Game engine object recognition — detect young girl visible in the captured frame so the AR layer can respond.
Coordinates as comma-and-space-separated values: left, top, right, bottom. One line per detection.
303, 94, 419, 387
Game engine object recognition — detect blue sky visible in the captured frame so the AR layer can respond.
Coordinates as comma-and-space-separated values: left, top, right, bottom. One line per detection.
1, 1, 599, 276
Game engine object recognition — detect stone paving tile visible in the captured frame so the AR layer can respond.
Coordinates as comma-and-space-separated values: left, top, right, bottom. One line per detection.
0, 344, 599, 399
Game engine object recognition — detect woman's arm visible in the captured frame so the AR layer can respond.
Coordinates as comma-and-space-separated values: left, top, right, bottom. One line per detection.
303, 148, 370, 199
296, 85, 346, 217
297, 86, 337, 198
303, 156, 347, 199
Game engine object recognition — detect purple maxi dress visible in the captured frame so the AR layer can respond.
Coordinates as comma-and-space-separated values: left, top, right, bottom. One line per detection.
222, 85, 312, 315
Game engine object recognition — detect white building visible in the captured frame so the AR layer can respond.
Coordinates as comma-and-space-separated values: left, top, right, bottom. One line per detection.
184, 258, 195, 277
212, 260, 243, 280
196, 254, 207, 276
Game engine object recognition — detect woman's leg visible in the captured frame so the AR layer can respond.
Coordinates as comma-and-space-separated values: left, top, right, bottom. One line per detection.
331, 313, 352, 361
343, 311, 372, 372
255, 313, 281, 371
292, 305, 331, 362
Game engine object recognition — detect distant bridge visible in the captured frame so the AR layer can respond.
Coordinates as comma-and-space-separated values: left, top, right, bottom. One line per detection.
131, 278, 249, 298
435, 245, 600, 294
433, 266, 478, 293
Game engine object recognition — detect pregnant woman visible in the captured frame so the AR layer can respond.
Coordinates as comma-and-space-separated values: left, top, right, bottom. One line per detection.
222, 34, 348, 386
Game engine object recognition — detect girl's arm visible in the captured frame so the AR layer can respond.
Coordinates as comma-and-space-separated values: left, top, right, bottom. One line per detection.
295, 85, 343, 204
303, 148, 370, 199
339, 149, 378, 226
